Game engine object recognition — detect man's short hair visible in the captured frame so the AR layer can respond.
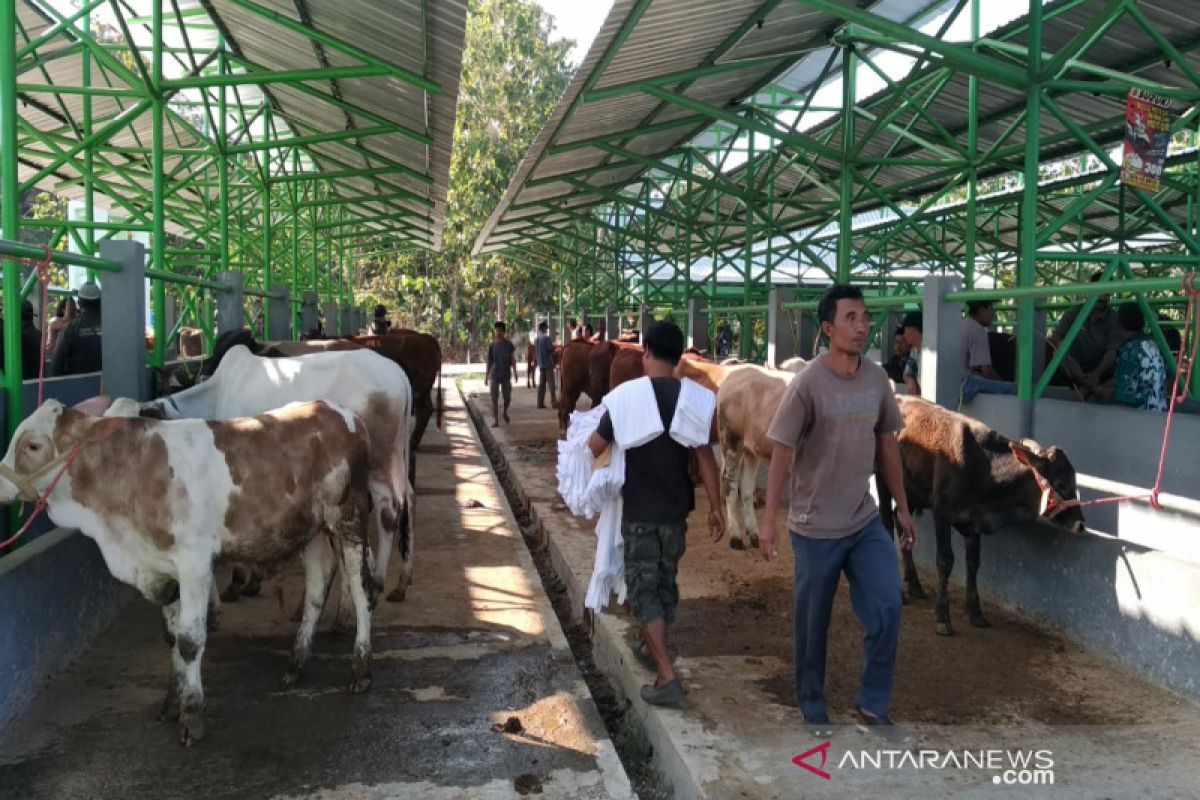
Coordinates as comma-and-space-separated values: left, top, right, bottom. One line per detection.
494, 321, 506, 331
894, 326, 906, 339
817, 284, 865, 326
901, 311, 923, 333
643, 321, 684, 365
1118, 302, 1145, 333
373, 304, 387, 318
537, 321, 548, 332
966, 300, 993, 317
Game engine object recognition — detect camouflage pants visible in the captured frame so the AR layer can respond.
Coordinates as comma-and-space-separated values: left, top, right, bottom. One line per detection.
623, 521, 687, 625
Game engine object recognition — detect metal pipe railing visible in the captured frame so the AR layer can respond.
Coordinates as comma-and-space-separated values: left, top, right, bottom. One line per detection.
0, 239, 120, 272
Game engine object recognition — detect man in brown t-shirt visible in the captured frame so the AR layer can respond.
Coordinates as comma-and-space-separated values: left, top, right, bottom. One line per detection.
759, 284, 917, 744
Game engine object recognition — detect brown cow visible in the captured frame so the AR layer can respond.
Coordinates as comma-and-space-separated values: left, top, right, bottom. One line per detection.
877, 396, 1086, 635
557, 339, 597, 433
589, 340, 643, 400
525, 340, 537, 388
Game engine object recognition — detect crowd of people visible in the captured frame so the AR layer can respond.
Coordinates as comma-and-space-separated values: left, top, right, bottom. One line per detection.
881, 272, 1175, 413
0, 281, 104, 380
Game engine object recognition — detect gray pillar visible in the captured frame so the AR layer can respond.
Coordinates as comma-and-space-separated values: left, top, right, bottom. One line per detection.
354, 308, 366, 333
922, 275, 965, 409
98, 240, 149, 402
767, 288, 796, 367
687, 298, 710, 353
798, 313, 819, 360
639, 305, 653, 344
215, 271, 245, 337
301, 292, 319, 335
268, 288, 291, 341
340, 307, 352, 337
323, 301, 339, 335
604, 310, 619, 342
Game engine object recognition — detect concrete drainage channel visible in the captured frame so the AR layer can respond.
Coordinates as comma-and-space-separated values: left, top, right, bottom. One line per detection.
460, 381, 672, 800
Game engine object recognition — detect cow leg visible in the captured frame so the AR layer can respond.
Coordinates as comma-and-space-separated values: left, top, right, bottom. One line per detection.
220, 564, 248, 603
159, 600, 181, 722
368, 480, 395, 593
964, 534, 990, 628
285, 536, 338, 684
933, 512, 955, 636
721, 441, 745, 549
173, 570, 213, 746
738, 454, 761, 550
902, 548, 925, 601
242, 568, 262, 597
340, 541, 373, 693
387, 481, 415, 603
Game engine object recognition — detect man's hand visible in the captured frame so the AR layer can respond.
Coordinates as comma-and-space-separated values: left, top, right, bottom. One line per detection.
758, 517, 779, 561
708, 507, 726, 543
894, 508, 918, 550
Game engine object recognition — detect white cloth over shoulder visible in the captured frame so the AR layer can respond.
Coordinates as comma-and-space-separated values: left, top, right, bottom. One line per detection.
555, 376, 718, 613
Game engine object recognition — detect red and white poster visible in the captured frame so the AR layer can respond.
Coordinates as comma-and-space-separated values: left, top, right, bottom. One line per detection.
1121, 88, 1172, 193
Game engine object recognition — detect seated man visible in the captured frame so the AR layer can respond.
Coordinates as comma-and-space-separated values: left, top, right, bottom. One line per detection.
882, 327, 908, 385
1098, 304, 1168, 412
1049, 272, 1120, 398
961, 300, 1016, 402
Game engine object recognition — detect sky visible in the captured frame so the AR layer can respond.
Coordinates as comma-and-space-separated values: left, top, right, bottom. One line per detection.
536, 0, 612, 66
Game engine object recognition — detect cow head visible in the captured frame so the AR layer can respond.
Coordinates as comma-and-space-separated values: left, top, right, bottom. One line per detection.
0, 400, 81, 504
1009, 441, 1087, 534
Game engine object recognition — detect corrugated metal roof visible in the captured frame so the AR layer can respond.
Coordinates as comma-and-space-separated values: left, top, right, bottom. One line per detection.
474, 0, 1200, 262
14, 0, 467, 250
472, 0, 945, 256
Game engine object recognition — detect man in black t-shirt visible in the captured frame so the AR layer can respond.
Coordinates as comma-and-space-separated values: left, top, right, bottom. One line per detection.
588, 322, 726, 707
52, 282, 103, 376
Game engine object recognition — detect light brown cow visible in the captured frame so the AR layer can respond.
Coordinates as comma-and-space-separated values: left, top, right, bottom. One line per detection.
557, 339, 597, 433
0, 399, 376, 746
715, 360, 808, 549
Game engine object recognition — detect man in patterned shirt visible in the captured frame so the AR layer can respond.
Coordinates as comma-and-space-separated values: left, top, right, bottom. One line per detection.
1099, 303, 1168, 411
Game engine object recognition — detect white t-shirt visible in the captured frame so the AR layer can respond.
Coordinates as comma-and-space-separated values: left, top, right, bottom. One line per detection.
962, 317, 992, 373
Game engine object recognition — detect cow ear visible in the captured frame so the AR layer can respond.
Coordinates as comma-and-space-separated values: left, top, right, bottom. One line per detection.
1009, 440, 1037, 467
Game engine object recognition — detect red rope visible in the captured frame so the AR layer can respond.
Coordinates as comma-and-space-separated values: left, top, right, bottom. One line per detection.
0, 441, 84, 550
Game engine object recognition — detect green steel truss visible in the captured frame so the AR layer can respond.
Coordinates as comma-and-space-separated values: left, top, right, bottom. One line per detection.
477, 0, 1200, 397
1, 0, 462, 434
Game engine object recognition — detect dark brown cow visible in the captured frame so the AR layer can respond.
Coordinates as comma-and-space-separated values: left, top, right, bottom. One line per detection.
877, 396, 1086, 636
557, 339, 597, 433
525, 340, 537, 388
589, 340, 642, 401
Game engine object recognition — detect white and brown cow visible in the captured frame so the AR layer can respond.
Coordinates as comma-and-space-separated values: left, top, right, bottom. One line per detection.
141, 344, 417, 603
0, 399, 376, 746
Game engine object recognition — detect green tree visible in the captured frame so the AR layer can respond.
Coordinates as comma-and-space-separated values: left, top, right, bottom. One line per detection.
354, 0, 573, 359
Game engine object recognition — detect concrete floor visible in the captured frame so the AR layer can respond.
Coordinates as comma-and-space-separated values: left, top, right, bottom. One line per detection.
470, 380, 1200, 800
0, 389, 632, 800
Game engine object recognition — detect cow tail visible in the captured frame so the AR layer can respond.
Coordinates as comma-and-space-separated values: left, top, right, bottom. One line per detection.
436, 365, 444, 431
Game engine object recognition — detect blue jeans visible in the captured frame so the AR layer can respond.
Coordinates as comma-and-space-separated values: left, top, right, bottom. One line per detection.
791, 516, 902, 721
962, 372, 1016, 402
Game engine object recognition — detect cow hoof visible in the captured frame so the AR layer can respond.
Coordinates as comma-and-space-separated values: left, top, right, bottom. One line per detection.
969, 614, 991, 628
748, 535, 760, 550
349, 674, 372, 694
907, 585, 928, 601
935, 622, 954, 637
729, 538, 746, 551
158, 700, 180, 722
179, 716, 205, 747
386, 586, 407, 603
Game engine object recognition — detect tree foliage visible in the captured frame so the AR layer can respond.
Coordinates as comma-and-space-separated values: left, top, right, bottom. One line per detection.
354, 0, 574, 359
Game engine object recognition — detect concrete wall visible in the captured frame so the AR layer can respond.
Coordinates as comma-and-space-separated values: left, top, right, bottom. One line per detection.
0, 528, 135, 731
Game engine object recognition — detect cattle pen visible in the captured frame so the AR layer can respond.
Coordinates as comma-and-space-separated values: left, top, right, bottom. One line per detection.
4, 0, 1200, 798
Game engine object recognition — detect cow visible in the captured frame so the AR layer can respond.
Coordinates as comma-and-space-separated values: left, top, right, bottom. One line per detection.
558, 339, 598, 433
876, 396, 1086, 636
715, 362, 808, 549
142, 344, 417, 603
202, 328, 442, 459
0, 399, 376, 745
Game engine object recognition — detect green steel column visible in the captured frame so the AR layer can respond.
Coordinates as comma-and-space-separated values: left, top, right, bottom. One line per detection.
83, 7, 94, 257
218, 46, 230, 276
2, 0, 22, 433
310, 184, 319, 294
742, 125, 754, 359
150, 0, 166, 368
1017, 0, 1042, 435
261, 104, 273, 336
291, 151, 300, 339
964, 0, 979, 288
837, 46, 856, 284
